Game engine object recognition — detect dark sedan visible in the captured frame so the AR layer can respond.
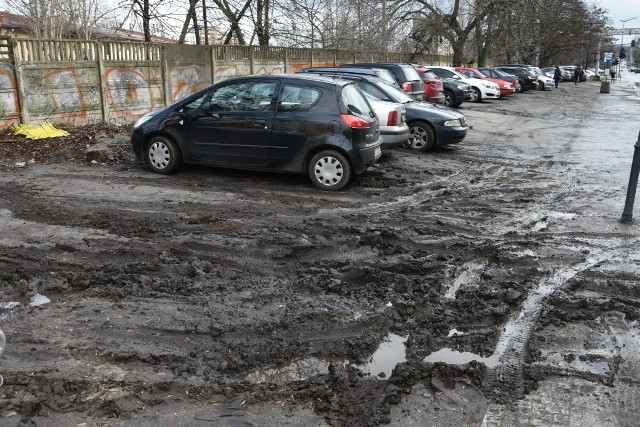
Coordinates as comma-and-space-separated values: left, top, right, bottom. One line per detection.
300, 71, 468, 152
493, 66, 539, 91
131, 74, 383, 191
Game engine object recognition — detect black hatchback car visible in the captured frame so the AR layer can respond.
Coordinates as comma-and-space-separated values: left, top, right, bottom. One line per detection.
131, 74, 383, 191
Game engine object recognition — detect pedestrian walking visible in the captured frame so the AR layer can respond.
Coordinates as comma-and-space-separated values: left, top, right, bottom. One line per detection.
553, 65, 562, 88
610, 68, 616, 82
574, 66, 584, 84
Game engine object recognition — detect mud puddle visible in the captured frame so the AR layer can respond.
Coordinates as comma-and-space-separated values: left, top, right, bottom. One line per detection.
244, 333, 408, 384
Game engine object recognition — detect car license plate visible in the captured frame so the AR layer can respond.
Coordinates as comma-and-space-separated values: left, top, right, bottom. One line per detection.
374, 146, 382, 159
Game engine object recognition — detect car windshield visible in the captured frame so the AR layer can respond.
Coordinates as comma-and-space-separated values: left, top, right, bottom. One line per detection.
378, 81, 414, 103
492, 69, 509, 77
450, 69, 468, 79
460, 70, 479, 79
373, 69, 400, 86
355, 80, 413, 104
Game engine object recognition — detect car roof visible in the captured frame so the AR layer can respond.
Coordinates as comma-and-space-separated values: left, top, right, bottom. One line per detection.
425, 65, 455, 70
301, 66, 387, 76
299, 70, 389, 85
267, 73, 354, 86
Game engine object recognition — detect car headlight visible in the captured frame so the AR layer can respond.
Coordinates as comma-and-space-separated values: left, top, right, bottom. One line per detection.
133, 114, 154, 129
481, 83, 495, 89
444, 119, 462, 127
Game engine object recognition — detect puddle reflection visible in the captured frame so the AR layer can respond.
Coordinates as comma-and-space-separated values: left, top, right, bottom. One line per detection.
244, 333, 408, 384
423, 347, 500, 368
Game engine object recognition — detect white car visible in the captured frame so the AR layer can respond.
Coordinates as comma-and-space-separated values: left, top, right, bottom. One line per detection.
364, 94, 410, 149
531, 68, 554, 90
426, 66, 501, 102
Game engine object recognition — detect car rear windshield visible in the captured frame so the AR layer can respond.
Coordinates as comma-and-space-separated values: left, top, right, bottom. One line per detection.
400, 65, 422, 82
373, 69, 400, 86
342, 84, 372, 117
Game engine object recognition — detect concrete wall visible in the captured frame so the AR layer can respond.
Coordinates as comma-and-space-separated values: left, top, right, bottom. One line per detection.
0, 36, 454, 130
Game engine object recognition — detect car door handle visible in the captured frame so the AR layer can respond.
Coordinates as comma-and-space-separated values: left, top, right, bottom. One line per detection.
252, 120, 266, 127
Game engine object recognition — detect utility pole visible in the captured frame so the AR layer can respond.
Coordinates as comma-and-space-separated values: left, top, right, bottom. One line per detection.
620, 18, 637, 76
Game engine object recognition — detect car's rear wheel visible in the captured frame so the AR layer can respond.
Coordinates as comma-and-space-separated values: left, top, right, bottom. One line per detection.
406, 121, 436, 152
469, 87, 481, 102
146, 136, 182, 174
308, 150, 352, 191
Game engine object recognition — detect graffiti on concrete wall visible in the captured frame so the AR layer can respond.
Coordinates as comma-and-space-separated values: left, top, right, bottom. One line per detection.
0, 55, 339, 130
104, 67, 155, 118
254, 63, 285, 75
0, 67, 19, 128
170, 65, 206, 102
44, 68, 88, 120
214, 64, 251, 82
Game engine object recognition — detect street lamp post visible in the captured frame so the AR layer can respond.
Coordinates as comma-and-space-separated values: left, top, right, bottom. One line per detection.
620, 17, 637, 76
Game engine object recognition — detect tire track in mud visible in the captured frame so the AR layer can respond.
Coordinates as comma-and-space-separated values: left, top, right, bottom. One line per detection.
481, 252, 607, 402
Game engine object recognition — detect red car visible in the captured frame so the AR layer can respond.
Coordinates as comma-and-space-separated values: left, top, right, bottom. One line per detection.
454, 66, 516, 96
413, 64, 446, 104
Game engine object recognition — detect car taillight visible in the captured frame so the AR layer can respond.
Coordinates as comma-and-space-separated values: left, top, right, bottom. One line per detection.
387, 111, 398, 126
402, 82, 412, 92
340, 113, 370, 129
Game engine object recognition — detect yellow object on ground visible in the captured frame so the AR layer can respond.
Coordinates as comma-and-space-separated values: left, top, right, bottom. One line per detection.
14, 122, 70, 139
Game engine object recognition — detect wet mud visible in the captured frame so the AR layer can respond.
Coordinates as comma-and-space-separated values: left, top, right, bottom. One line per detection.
1, 76, 640, 426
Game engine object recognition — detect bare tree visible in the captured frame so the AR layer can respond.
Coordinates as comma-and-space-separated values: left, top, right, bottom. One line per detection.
5, 0, 119, 38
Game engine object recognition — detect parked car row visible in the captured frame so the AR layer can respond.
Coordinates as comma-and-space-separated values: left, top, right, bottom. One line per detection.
132, 59, 585, 190
131, 60, 578, 191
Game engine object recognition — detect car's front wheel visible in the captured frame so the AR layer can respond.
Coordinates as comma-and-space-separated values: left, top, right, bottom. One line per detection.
538, 81, 545, 90
443, 89, 455, 107
469, 87, 481, 102
308, 150, 352, 191
146, 136, 182, 174
405, 121, 436, 152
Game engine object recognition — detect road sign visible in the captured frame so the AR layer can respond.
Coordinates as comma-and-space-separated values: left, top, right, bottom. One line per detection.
605, 52, 613, 63
609, 27, 640, 35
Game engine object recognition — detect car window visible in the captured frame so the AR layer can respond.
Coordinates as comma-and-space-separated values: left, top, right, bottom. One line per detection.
179, 94, 206, 112
209, 81, 277, 112
278, 85, 321, 112
342, 84, 372, 116
460, 70, 476, 78
478, 69, 490, 77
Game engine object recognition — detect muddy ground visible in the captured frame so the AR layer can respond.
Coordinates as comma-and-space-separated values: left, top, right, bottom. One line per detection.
1, 75, 640, 426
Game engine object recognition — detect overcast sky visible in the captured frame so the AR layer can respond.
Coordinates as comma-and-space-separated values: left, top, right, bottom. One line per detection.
597, 0, 640, 44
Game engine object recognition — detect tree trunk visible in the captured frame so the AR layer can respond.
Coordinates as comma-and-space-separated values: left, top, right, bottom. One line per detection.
178, 0, 199, 44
